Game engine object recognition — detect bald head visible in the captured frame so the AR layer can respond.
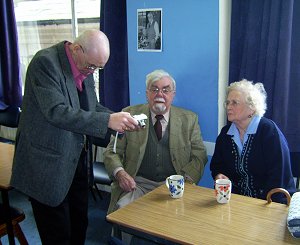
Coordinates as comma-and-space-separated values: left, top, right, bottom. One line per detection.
73, 29, 110, 69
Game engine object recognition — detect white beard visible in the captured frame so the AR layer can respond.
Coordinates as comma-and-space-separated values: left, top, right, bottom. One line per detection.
153, 103, 166, 114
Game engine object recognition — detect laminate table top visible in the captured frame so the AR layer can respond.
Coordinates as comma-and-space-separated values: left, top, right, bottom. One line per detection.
107, 183, 297, 244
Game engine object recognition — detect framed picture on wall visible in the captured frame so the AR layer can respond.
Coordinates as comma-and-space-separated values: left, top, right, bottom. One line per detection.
137, 8, 162, 52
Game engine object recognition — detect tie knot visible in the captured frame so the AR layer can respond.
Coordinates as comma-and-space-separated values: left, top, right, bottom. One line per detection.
155, 115, 164, 121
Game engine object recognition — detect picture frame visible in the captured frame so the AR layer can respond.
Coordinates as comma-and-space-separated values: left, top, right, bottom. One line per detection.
137, 8, 162, 52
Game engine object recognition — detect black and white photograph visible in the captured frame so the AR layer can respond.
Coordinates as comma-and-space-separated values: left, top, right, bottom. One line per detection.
137, 8, 162, 52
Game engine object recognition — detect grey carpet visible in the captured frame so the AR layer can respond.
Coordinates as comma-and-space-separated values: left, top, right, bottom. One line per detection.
1, 189, 112, 245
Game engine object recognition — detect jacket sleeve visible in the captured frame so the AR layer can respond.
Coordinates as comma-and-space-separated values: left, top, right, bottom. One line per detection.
28, 53, 110, 138
210, 131, 225, 180
103, 106, 143, 178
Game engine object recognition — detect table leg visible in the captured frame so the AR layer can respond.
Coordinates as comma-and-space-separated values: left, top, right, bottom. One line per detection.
1, 190, 16, 245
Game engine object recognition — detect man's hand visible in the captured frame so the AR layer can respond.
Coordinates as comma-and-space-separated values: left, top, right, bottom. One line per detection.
108, 112, 139, 133
115, 170, 136, 192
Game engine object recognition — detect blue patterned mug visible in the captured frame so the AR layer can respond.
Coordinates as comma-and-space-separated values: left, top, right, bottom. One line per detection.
165, 175, 185, 198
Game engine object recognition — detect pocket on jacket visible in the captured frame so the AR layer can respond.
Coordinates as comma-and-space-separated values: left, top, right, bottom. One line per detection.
30, 141, 62, 156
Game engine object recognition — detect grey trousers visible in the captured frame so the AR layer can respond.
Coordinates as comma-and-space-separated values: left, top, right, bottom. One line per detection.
116, 176, 164, 209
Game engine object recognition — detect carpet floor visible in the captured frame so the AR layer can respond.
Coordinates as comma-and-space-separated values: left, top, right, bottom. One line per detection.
1, 189, 112, 245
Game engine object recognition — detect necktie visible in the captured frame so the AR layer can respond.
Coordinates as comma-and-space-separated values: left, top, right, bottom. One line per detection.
154, 115, 164, 141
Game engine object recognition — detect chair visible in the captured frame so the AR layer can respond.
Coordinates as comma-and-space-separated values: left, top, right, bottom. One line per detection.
290, 152, 300, 190
0, 106, 28, 244
266, 188, 291, 206
0, 106, 21, 128
0, 204, 28, 245
90, 134, 112, 200
0, 106, 21, 143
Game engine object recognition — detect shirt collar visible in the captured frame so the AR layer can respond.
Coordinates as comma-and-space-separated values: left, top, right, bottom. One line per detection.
227, 115, 261, 136
150, 109, 170, 124
64, 42, 87, 83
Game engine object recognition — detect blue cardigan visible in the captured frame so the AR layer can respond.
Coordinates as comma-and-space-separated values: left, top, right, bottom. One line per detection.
210, 117, 296, 203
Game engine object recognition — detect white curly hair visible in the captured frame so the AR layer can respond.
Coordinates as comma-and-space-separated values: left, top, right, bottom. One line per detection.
146, 69, 176, 91
227, 79, 267, 117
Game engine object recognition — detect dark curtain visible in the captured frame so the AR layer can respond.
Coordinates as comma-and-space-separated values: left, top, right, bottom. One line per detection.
0, 0, 22, 109
229, 0, 300, 158
99, 0, 129, 112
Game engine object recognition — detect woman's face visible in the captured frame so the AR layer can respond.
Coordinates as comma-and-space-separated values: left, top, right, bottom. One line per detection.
225, 90, 254, 125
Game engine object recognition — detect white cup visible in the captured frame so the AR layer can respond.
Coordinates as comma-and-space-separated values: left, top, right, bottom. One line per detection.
165, 175, 185, 198
215, 179, 232, 204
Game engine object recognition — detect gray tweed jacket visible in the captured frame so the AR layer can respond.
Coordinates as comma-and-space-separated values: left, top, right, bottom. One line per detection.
10, 41, 112, 207
104, 104, 208, 213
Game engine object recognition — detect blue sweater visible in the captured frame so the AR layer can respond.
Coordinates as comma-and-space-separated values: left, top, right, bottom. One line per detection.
210, 117, 296, 203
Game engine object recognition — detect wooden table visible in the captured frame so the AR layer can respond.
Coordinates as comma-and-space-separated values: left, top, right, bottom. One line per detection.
107, 183, 298, 244
0, 142, 16, 245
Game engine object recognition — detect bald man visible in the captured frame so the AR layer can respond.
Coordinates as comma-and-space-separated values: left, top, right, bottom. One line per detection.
11, 29, 138, 245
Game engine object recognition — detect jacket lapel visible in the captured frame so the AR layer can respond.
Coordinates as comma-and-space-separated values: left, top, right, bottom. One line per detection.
138, 105, 150, 151
81, 76, 95, 110
169, 107, 182, 151
132, 105, 150, 169
57, 42, 80, 109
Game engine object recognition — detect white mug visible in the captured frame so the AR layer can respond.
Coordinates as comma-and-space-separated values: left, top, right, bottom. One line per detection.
165, 175, 185, 198
215, 179, 232, 204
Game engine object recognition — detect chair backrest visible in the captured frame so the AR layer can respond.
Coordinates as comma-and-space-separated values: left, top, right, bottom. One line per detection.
91, 132, 111, 163
266, 188, 291, 206
89, 132, 112, 200
0, 204, 28, 244
0, 106, 21, 128
290, 152, 300, 189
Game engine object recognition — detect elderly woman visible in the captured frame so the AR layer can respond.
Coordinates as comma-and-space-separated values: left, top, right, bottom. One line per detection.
210, 79, 295, 203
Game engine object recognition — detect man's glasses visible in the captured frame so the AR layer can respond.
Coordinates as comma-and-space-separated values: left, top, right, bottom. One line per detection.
79, 45, 104, 71
148, 87, 174, 95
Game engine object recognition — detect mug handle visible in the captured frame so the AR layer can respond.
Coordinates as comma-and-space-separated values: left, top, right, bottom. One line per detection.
165, 177, 170, 188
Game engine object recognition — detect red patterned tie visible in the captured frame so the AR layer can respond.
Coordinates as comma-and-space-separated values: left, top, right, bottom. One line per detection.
154, 115, 164, 140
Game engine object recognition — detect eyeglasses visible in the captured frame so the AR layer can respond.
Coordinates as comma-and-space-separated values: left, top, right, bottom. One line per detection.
79, 45, 104, 71
223, 100, 243, 108
148, 87, 174, 95
86, 64, 104, 71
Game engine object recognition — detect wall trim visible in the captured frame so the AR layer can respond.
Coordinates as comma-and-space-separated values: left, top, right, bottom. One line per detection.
204, 141, 215, 156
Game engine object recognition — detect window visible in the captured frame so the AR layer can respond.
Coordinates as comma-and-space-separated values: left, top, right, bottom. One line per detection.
14, 0, 101, 98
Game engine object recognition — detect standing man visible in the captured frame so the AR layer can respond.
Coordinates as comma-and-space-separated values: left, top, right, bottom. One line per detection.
11, 29, 138, 245
146, 12, 160, 49
104, 69, 207, 214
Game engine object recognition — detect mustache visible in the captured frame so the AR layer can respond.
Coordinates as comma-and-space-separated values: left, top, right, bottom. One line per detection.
154, 98, 165, 103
